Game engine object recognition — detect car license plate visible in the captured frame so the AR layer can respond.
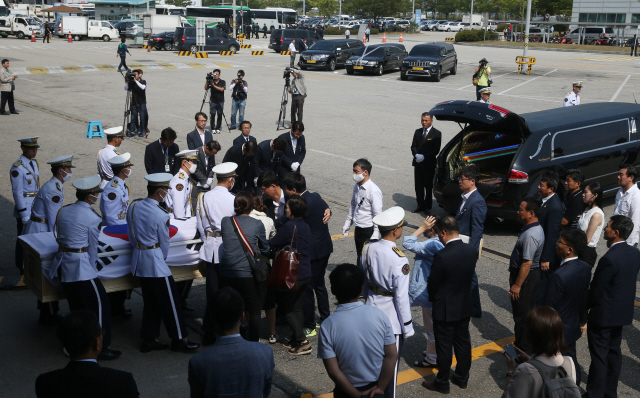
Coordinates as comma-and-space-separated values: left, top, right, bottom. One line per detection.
412, 67, 423, 70
307, 60, 316, 63
354, 66, 363, 70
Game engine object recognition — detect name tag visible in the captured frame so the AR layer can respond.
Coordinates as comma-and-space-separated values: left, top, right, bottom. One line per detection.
165, 165, 170, 172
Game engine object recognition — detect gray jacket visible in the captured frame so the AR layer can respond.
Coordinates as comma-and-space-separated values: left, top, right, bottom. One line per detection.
219, 215, 270, 278
1, 67, 14, 92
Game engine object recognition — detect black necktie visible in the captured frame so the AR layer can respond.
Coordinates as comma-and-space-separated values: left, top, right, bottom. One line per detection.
30, 160, 35, 171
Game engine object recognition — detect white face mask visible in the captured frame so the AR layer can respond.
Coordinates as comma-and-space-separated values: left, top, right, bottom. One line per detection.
61, 169, 72, 182
124, 168, 132, 179
88, 194, 99, 205
158, 189, 167, 203
188, 162, 197, 174
353, 172, 365, 183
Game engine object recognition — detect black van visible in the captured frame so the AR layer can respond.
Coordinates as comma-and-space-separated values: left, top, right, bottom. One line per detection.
299, 39, 364, 71
430, 101, 640, 221
400, 42, 457, 82
269, 28, 320, 52
173, 27, 240, 53
345, 43, 408, 76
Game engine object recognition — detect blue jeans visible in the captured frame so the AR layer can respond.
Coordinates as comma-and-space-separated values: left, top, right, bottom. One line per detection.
230, 98, 246, 127
130, 103, 147, 136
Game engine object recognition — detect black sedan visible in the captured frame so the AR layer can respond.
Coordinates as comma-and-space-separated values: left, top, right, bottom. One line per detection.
345, 43, 407, 76
148, 31, 174, 51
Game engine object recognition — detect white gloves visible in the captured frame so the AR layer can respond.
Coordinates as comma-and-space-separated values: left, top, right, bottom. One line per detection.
203, 177, 213, 189
254, 177, 259, 186
415, 154, 425, 163
21, 216, 30, 224
291, 162, 300, 172
371, 231, 380, 241
342, 225, 350, 237
404, 329, 415, 339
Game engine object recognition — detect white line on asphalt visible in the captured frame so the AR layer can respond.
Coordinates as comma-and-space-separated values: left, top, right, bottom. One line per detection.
17, 77, 41, 83
456, 71, 516, 90
497, 69, 557, 95
309, 149, 396, 171
45, 66, 65, 74
168, 114, 192, 121
80, 93, 110, 101
10, 67, 30, 75
79, 65, 100, 72
610, 75, 631, 102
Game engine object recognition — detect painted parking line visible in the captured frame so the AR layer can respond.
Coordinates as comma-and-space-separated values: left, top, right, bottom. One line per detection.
62, 65, 83, 73
330, 232, 354, 241
313, 335, 515, 398
158, 63, 178, 69
497, 69, 557, 95
28, 66, 48, 74
79, 65, 100, 72
610, 75, 631, 102
96, 64, 116, 71
46, 66, 66, 73
10, 62, 236, 75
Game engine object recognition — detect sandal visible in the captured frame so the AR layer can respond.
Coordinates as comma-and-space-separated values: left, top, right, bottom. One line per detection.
268, 334, 277, 344
414, 360, 437, 368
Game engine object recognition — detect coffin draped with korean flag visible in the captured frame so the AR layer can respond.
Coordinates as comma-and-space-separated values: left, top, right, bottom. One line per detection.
19, 217, 204, 303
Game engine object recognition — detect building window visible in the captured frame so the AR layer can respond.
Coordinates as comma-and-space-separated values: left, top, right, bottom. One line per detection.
632, 14, 640, 24
579, 13, 626, 24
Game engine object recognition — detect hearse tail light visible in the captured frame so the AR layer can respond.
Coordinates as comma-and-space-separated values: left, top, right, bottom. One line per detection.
508, 169, 528, 183
486, 200, 504, 207
489, 104, 511, 114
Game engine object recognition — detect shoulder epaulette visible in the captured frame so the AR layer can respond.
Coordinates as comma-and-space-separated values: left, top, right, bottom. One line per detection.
179, 172, 185, 180
392, 246, 406, 258
13, 160, 22, 167
111, 179, 119, 188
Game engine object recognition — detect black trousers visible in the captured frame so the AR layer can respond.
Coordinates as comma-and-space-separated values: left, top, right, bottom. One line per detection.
138, 276, 187, 341
354, 226, 374, 266
176, 280, 193, 302
291, 94, 304, 124
203, 262, 220, 336
566, 339, 581, 386
509, 267, 540, 353
333, 382, 385, 398
470, 271, 482, 318
15, 218, 24, 271
414, 165, 436, 210
62, 278, 112, 347
586, 324, 623, 398
580, 246, 597, 268
219, 276, 265, 342
1, 90, 16, 112
303, 255, 331, 329
37, 300, 60, 316
631, 45, 637, 56
209, 102, 224, 130
433, 317, 472, 389
280, 278, 310, 342
108, 291, 128, 316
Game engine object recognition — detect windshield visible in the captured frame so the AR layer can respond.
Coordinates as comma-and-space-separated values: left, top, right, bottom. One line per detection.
409, 46, 440, 57
25, 18, 39, 25
282, 12, 297, 25
355, 47, 384, 57
310, 42, 335, 51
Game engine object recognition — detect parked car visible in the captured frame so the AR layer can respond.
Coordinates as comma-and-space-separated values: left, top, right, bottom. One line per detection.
461, 22, 482, 30
148, 31, 174, 50
299, 39, 364, 71
268, 28, 320, 52
429, 101, 640, 221
424, 20, 440, 31
174, 27, 240, 53
401, 42, 457, 82
345, 43, 408, 76
113, 20, 141, 38
439, 21, 463, 32
487, 21, 498, 31
566, 26, 615, 44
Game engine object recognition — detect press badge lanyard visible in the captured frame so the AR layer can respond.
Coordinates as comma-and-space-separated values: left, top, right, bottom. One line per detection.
161, 142, 170, 172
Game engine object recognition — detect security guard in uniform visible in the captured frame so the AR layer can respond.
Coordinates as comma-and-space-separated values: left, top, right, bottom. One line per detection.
11, 136, 40, 273
127, 173, 199, 353
97, 126, 125, 189
478, 87, 492, 104
563, 81, 582, 107
360, 206, 414, 398
196, 162, 237, 345
51, 175, 121, 360
167, 149, 198, 219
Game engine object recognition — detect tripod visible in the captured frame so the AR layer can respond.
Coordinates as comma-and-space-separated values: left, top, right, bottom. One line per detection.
122, 88, 133, 137
276, 82, 289, 131
200, 85, 230, 133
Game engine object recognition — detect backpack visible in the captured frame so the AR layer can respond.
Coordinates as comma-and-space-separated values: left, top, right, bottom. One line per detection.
527, 357, 581, 398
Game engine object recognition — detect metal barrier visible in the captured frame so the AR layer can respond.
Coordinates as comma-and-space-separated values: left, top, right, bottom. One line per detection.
515, 55, 536, 75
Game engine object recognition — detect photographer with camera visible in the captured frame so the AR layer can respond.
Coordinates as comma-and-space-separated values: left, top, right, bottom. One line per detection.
473, 58, 491, 101
124, 69, 147, 138
287, 68, 307, 126
229, 70, 248, 131
204, 69, 226, 134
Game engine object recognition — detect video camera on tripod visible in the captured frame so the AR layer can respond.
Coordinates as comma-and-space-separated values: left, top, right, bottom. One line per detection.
283, 67, 292, 87
123, 70, 136, 87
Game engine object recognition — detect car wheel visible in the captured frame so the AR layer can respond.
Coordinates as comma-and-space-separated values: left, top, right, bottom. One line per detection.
447, 28, 451, 32
400, 73, 408, 81
17, 32, 24, 39
73, 35, 81, 41
450, 61, 457, 75
164, 42, 173, 51
189, 44, 198, 53
346, 67, 354, 75
328, 58, 336, 71
228, 45, 238, 53
432, 67, 441, 82
375, 65, 383, 76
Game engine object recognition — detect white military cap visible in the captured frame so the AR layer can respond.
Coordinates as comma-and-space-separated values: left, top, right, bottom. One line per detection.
104, 126, 124, 138
212, 162, 238, 178
373, 206, 408, 231
175, 149, 199, 161
47, 155, 75, 168
108, 152, 134, 167
18, 136, 40, 148
72, 175, 103, 194
145, 173, 173, 187
479, 87, 491, 94
572, 81, 583, 87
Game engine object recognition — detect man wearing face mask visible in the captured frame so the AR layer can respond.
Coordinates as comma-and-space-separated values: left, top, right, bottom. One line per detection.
167, 150, 199, 220
343, 158, 383, 265
97, 127, 125, 189
23, 155, 75, 324
51, 175, 122, 360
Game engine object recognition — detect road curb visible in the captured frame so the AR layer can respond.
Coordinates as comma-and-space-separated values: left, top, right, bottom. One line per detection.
455, 42, 630, 55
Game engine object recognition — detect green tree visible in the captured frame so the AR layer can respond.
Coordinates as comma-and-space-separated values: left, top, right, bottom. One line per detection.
347, 0, 411, 20
309, 0, 338, 17
164, 0, 193, 7
533, 0, 572, 16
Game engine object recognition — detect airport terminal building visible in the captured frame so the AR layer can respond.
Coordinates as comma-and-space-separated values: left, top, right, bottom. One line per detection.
571, 0, 640, 29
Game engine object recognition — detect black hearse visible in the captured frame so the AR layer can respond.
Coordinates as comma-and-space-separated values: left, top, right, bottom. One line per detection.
299, 39, 364, 71
345, 43, 407, 76
430, 101, 640, 221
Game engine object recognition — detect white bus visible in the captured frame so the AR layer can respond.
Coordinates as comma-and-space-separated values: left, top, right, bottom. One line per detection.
250, 7, 297, 29
156, 5, 185, 16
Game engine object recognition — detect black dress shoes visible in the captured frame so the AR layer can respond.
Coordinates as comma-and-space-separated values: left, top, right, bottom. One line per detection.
171, 338, 200, 352
412, 207, 425, 213
422, 381, 450, 394
140, 338, 169, 353
450, 376, 468, 389
10, 111, 19, 114
98, 348, 122, 360
0, 111, 10, 115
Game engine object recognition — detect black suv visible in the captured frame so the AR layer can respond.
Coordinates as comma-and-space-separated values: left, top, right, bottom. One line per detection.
269, 28, 320, 52
345, 43, 408, 76
429, 101, 640, 221
148, 31, 174, 51
174, 27, 240, 53
401, 42, 457, 82
299, 39, 364, 71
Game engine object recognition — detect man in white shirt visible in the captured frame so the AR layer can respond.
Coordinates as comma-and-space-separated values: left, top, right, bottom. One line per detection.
288, 39, 297, 68
345, 29, 350, 39
97, 127, 125, 189
612, 164, 640, 246
343, 158, 383, 265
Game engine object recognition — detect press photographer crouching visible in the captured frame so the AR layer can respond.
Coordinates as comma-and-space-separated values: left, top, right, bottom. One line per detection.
124, 69, 147, 138
204, 69, 226, 134
287, 68, 306, 126
229, 70, 248, 130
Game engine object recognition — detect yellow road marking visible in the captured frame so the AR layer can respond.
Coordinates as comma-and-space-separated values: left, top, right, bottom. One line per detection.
127, 64, 148, 70
96, 64, 116, 71
331, 232, 354, 241
313, 335, 515, 398
62, 65, 83, 73
214, 62, 233, 68
186, 62, 207, 68
158, 63, 177, 69
28, 67, 48, 74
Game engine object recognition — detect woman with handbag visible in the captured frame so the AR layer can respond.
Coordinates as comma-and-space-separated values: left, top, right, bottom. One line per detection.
268, 195, 312, 355
219, 191, 270, 342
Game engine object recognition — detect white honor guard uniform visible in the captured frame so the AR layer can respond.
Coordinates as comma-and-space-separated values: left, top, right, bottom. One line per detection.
97, 126, 124, 189
360, 206, 414, 398
23, 155, 75, 235
478, 87, 492, 104
167, 150, 198, 219
11, 137, 40, 222
100, 153, 132, 226
563, 81, 582, 107
196, 162, 237, 264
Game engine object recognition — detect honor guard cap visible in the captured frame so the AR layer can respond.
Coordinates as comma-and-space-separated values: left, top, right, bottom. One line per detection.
212, 162, 238, 178
145, 173, 172, 187
19, 136, 40, 148
47, 155, 75, 168
72, 175, 103, 194
104, 126, 125, 138
373, 206, 408, 231
108, 152, 134, 167
175, 149, 199, 161
479, 87, 491, 95
573, 81, 583, 88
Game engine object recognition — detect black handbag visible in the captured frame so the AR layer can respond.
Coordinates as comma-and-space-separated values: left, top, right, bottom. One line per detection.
231, 216, 270, 283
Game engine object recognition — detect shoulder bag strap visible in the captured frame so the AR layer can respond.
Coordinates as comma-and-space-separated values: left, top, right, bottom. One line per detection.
200, 192, 215, 232
129, 199, 143, 248
365, 245, 379, 291
232, 216, 255, 257
289, 223, 297, 251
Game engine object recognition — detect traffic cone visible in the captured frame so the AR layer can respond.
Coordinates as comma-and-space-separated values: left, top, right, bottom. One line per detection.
399, 33, 403, 42
147, 44, 150, 52
68, 31, 72, 43
362, 33, 366, 43
382, 32, 386, 43
30, 30, 35, 42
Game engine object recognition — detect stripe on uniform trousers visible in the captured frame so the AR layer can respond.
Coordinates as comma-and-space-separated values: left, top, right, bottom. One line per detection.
90, 279, 102, 328
389, 334, 404, 397
165, 276, 183, 340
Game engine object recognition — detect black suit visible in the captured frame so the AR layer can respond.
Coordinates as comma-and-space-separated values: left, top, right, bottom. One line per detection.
537, 194, 563, 303
223, 143, 255, 193
411, 126, 441, 210
36, 361, 139, 398
144, 139, 180, 175
427, 239, 477, 390
277, 132, 306, 180
232, 134, 257, 146
186, 128, 213, 150
253, 139, 283, 180
191, 146, 216, 209
543, 257, 591, 385
586, 242, 640, 398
